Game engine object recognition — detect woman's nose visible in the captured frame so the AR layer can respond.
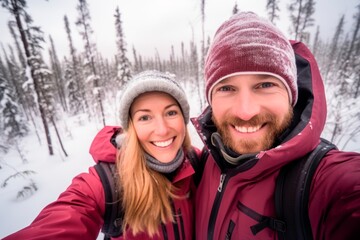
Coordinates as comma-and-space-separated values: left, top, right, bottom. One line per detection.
154, 117, 169, 135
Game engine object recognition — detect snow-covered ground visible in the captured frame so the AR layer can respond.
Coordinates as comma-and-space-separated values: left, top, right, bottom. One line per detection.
0, 115, 103, 238
0, 92, 359, 239
0, 93, 204, 239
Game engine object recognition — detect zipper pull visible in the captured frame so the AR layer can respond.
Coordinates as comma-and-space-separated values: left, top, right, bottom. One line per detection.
218, 173, 226, 192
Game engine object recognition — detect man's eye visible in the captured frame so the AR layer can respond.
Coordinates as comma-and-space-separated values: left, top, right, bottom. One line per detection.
259, 82, 275, 88
218, 86, 233, 91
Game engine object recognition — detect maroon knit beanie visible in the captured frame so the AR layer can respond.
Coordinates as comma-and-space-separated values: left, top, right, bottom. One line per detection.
205, 12, 297, 106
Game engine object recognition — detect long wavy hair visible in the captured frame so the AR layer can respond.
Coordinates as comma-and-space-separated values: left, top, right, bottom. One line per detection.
116, 120, 191, 237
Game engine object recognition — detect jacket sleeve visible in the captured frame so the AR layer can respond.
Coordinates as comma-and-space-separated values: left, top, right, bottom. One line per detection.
310, 150, 360, 240
3, 166, 105, 240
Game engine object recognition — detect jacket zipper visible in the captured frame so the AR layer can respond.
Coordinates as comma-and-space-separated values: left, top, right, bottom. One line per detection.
171, 202, 180, 240
208, 173, 228, 240
178, 208, 185, 240
218, 173, 226, 192
161, 223, 168, 240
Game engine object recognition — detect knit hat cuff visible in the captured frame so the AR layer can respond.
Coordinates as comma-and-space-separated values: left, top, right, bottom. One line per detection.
118, 71, 190, 129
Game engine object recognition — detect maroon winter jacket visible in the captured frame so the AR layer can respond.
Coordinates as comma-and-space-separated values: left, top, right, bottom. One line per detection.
4, 126, 197, 240
191, 41, 360, 240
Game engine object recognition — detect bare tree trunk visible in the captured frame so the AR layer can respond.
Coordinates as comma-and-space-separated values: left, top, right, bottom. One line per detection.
50, 117, 68, 157
12, 2, 53, 155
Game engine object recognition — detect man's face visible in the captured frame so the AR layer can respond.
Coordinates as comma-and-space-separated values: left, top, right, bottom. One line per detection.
211, 74, 293, 154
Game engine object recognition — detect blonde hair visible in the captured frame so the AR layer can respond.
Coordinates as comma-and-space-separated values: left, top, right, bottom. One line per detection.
117, 120, 191, 237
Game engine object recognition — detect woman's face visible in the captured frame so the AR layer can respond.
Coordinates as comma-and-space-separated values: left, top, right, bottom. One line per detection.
130, 92, 186, 163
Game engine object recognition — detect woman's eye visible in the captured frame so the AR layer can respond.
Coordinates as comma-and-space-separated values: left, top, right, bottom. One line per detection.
167, 110, 178, 116
138, 115, 150, 121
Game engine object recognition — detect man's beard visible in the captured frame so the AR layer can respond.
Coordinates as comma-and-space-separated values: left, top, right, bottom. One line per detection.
212, 107, 293, 154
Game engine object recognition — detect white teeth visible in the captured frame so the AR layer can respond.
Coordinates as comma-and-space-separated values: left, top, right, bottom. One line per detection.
153, 138, 173, 147
235, 125, 261, 133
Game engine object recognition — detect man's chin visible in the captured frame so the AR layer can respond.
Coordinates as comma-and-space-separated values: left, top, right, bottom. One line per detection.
229, 141, 262, 155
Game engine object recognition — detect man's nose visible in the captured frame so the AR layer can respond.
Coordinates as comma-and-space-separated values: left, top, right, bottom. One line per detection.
233, 90, 260, 121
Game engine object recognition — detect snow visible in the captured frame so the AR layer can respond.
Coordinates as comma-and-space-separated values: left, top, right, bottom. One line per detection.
0, 94, 203, 239
0, 83, 359, 239
0, 114, 104, 238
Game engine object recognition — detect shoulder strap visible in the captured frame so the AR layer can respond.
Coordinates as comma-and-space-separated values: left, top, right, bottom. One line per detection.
275, 138, 337, 240
187, 147, 209, 186
94, 162, 123, 239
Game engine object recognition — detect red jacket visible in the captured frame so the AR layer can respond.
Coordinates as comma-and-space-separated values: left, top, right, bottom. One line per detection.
191, 41, 360, 240
4, 126, 197, 240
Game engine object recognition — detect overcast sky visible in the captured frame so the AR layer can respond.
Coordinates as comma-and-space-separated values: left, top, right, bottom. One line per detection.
0, 0, 358, 61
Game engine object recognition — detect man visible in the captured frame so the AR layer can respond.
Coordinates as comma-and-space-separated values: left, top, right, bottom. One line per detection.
191, 12, 360, 239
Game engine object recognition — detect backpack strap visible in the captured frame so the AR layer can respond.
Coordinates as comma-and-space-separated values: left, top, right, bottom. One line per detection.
187, 147, 209, 186
275, 138, 337, 240
94, 162, 123, 239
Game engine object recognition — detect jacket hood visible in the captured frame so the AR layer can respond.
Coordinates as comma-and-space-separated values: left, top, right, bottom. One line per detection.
89, 126, 121, 163
191, 41, 327, 175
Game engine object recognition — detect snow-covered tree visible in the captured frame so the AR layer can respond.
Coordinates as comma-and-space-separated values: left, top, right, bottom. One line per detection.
266, 0, 280, 24
132, 46, 142, 73
63, 57, 82, 115
7, 22, 37, 119
64, 14, 88, 114
48, 35, 67, 112
189, 40, 204, 111
232, 2, 239, 15
311, 25, 320, 56
8, 21, 26, 69
0, 70, 28, 142
324, 15, 345, 81
114, 6, 131, 88
323, 5, 360, 150
0, 0, 54, 155
288, 0, 316, 43
75, 0, 106, 126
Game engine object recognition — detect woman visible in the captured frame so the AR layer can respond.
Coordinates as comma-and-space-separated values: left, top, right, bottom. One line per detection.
4, 70, 199, 240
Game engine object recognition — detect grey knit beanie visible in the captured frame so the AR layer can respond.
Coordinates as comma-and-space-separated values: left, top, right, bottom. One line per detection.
118, 70, 190, 130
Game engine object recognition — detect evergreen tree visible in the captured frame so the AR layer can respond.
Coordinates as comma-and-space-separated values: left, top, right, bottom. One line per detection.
180, 41, 187, 76
169, 45, 176, 73
200, 0, 206, 71
324, 5, 360, 150
352, 4, 360, 98
48, 35, 67, 112
232, 2, 239, 15
114, 6, 131, 88
132, 46, 143, 73
2, 45, 26, 115
0, 68, 28, 142
64, 14, 87, 114
288, 0, 316, 42
64, 57, 82, 115
266, 0, 280, 24
0, 48, 10, 82
189, 40, 204, 111
324, 14, 345, 80
0, 55, 7, 133
7, 21, 36, 119
312, 25, 320, 56
75, 0, 106, 126
8, 21, 26, 68
0, 0, 54, 155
